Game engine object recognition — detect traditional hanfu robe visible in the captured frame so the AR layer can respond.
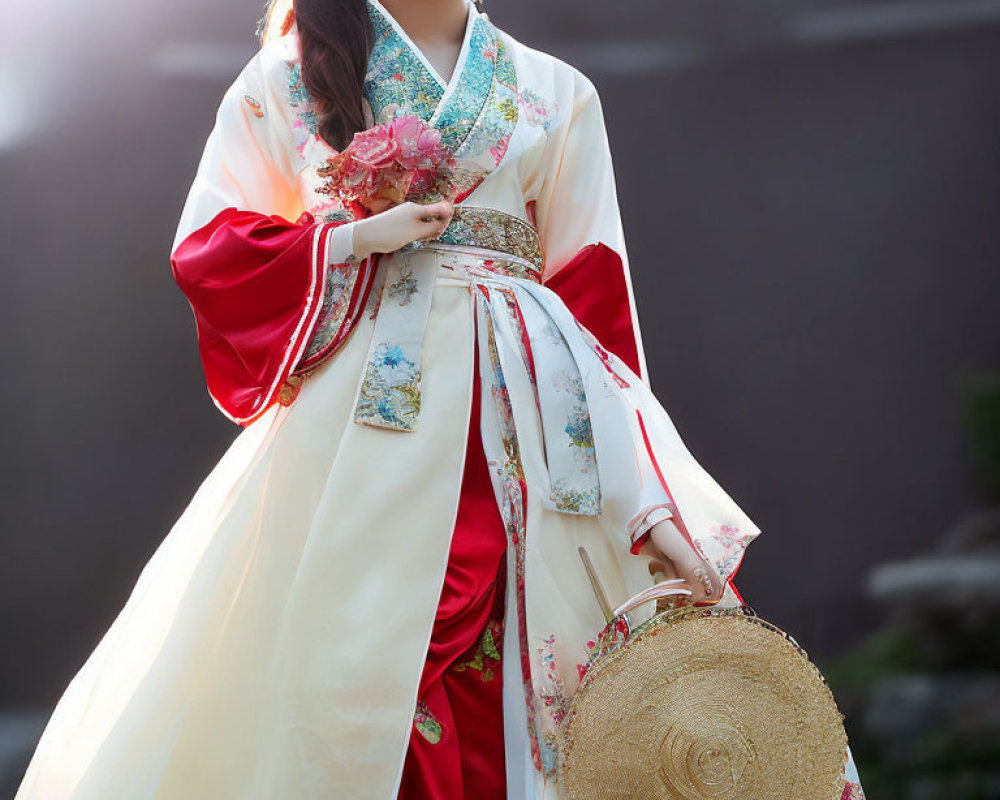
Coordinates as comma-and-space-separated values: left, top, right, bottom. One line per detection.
14, 1, 867, 799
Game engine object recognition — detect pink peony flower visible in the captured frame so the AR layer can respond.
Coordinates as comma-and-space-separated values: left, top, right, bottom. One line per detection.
349, 124, 400, 170
318, 114, 463, 217
390, 115, 448, 170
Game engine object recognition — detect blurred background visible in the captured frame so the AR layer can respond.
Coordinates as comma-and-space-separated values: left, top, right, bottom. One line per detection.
2, 0, 999, 796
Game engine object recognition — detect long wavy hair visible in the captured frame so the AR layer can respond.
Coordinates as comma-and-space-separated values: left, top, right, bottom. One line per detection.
257, 0, 374, 151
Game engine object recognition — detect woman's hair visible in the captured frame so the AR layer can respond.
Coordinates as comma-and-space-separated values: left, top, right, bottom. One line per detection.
258, 0, 374, 151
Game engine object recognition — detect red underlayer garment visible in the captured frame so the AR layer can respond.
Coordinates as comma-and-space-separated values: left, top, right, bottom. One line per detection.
397, 338, 509, 800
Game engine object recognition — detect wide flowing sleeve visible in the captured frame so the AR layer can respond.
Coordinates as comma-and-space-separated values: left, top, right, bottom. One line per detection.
169, 46, 370, 426
532, 68, 759, 595
534, 68, 649, 388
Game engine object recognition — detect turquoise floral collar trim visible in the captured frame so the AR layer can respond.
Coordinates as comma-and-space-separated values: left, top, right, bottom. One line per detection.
363, 0, 518, 199
363, 1, 449, 124
365, 0, 477, 92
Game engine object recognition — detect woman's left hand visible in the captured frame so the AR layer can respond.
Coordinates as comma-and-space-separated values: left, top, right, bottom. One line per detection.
350, 199, 455, 259
640, 519, 724, 605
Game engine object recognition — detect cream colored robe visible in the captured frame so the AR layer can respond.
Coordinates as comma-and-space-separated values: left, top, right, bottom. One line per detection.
14, 3, 866, 799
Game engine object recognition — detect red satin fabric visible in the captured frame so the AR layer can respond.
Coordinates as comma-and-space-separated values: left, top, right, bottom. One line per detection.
398, 338, 508, 800
171, 207, 342, 425
544, 243, 643, 378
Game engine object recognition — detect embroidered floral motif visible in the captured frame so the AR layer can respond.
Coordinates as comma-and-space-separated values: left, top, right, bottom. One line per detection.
387, 262, 418, 306
479, 298, 546, 773
285, 57, 344, 216
243, 94, 265, 118
541, 322, 562, 346
548, 369, 600, 514
354, 343, 421, 430
537, 634, 572, 726
445, 33, 518, 199
302, 264, 358, 363
283, 58, 346, 215
549, 479, 601, 515
285, 60, 321, 156
497, 288, 538, 392
517, 88, 558, 132
363, 5, 517, 202
364, 9, 442, 125
841, 780, 866, 800
289, 5, 518, 216
579, 616, 631, 680
558, 374, 593, 452
366, 265, 385, 321
711, 523, 744, 548
535, 633, 574, 776
493, 37, 517, 94
708, 523, 757, 582
498, 97, 518, 123
422, 207, 542, 277
435, 27, 513, 155
572, 320, 633, 388
454, 619, 503, 681
413, 701, 443, 744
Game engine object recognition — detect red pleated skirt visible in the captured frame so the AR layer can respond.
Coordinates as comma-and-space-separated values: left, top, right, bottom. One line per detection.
396, 338, 509, 800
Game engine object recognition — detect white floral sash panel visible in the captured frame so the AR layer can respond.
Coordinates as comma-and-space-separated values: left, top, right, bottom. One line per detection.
353, 252, 434, 431
509, 289, 601, 514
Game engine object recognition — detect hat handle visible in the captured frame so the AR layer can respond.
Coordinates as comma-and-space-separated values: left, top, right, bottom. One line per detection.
577, 547, 695, 623
612, 578, 693, 619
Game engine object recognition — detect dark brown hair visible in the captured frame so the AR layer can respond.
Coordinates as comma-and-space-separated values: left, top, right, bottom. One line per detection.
258, 0, 374, 151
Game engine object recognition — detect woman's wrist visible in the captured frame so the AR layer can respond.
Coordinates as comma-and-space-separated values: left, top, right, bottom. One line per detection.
350, 217, 376, 261
326, 220, 375, 266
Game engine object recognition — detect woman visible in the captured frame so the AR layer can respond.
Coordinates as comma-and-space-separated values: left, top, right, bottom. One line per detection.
15, 0, 866, 798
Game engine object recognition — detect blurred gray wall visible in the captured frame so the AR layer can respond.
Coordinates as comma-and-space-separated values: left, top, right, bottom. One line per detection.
2, 0, 999, 710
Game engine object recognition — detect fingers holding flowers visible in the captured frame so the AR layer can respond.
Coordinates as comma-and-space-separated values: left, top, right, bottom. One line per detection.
318, 113, 460, 221
352, 200, 454, 257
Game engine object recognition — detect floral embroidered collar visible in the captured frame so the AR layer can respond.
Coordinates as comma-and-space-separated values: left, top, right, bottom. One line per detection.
363, 0, 518, 199
284, 1, 518, 212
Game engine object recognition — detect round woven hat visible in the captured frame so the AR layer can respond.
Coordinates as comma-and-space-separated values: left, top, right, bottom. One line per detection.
559, 606, 848, 800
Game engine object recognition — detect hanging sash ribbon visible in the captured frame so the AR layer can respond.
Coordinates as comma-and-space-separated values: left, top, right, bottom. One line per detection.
352, 206, 606, 516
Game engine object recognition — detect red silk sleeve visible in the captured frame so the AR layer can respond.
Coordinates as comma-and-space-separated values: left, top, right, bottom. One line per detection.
171, 207, 349, 426
543, 243, 642, 377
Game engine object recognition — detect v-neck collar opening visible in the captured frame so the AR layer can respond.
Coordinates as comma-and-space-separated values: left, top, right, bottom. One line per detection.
366, 0, 477, 92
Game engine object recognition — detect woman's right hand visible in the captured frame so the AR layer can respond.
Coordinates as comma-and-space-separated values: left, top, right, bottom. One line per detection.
351, 199, 455, 260
643, 519, 724, 606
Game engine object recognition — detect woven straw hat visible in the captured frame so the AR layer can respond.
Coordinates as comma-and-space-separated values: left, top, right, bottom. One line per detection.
560, 605, 849, 800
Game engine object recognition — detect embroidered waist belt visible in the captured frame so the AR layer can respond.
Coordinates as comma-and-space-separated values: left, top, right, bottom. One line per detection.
397, 206, 543, 282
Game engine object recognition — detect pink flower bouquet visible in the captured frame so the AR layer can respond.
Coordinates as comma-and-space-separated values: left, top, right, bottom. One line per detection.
317, 115, 461, 217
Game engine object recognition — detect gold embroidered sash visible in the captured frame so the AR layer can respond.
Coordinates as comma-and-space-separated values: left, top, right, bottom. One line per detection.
399, 207, 543, 281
